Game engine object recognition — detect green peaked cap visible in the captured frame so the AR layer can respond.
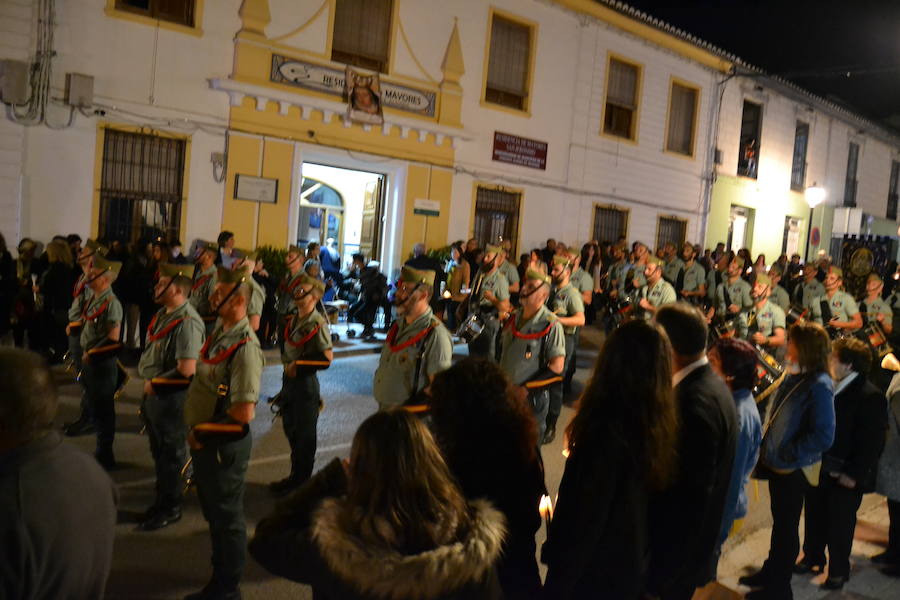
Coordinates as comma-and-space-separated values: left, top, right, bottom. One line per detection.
92, 253, 122, 275
159, 262, 195, 280
217, 265, 250, 285
400, 265, 435, 287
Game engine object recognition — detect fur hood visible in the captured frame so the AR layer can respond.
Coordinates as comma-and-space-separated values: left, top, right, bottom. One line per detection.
312, 498, 506, 599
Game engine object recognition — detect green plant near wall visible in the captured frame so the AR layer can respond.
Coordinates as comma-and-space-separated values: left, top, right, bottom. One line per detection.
256, 245, 288, 281
406, 245, 452, 264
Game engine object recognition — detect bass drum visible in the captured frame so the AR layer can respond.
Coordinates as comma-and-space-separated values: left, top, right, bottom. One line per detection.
456, 312, 484, 343
858, 321, 892, 358
752, 346, 786, 403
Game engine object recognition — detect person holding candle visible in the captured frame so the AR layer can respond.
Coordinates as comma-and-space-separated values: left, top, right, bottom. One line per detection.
542, 319, 679, 599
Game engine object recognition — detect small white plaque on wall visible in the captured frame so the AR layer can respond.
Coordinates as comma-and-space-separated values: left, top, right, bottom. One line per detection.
234, 174, 278, 204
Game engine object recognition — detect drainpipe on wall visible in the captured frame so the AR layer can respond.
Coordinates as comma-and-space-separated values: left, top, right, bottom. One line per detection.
698, 68, 735, 247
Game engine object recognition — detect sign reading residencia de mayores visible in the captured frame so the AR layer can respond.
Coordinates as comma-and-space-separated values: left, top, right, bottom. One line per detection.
270, 55, 437, 118
492, 131, 548, 170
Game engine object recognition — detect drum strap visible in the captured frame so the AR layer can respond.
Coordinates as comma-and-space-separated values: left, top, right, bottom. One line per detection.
410, 319, 439, 400
820, 299, 833, 323
675, 267, 685, 293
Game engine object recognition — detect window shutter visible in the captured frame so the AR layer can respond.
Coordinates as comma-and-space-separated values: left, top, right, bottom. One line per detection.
332, 0, 393, 72
486, 17, 530, 97
666, 84, 697, 155
607, 60, 637, 108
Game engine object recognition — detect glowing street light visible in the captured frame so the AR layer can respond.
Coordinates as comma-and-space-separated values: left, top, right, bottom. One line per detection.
805, 183, 826, 209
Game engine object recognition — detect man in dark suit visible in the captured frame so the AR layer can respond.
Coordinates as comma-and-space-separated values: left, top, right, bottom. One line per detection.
649, 303, 738, 599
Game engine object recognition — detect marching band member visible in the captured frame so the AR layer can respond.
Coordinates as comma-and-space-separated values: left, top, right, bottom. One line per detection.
748, 273, 787, 356
232, 249, 265, 333
675, 243, 707, 305
767, 265, 791, 313
546, 255, 585, 444
275, 245, 306, 343
706, 252, 732, 308
372, 267, 452, 411
184, 266, 264, 600
190, 241, 219, 337
499, 269, 566, 442
715, 256, 754, 338
621, 242, 650, 295
662, 242, 684, 285
269, 273, 333, 495
79, 254, 124, 470
570, 252, 594, 307
136, 263, 205, 531
862, 273, 893, 335
637, 256, 677, 317
794, 262, 826, 309
809, 266, 862, 334
467, 244, 511, 360
606, 244, 627, 300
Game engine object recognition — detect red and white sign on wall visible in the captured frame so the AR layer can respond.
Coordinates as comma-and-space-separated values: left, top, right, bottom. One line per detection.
492, 131, 548, 170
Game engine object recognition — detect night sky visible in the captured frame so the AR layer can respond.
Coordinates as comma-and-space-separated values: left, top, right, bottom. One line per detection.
607, 0, 900, 132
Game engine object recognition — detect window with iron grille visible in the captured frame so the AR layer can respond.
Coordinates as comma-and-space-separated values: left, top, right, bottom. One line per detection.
844, 142, 860, 207
790, 122, 809, 191
331, 0, 393, 73
665, 82, 698, 156
656, 216, 687, 251
592, 205, 628, 245
737, 100, 762, 179
485, 15, 532, 111
115, 0, 195, 27
473, 187, 520, 254
888, 160, 900, 220
98, 129, 186, 245
604, 58, 641, 140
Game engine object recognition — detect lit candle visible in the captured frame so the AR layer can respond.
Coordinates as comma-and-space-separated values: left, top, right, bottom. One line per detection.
539, 494, 553, 530
442, 290, 451, 299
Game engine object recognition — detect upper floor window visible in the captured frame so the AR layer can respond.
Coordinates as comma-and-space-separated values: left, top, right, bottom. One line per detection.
737, 100, 762, 179
790, 121, 809, 191
484, 14, 533, 112
843, 142, 860, 207
115, 0, 195, 28
603, 57, 641, 140
665, 81, 699, 156
331, 0, 393, 73
888, 160, 899, 220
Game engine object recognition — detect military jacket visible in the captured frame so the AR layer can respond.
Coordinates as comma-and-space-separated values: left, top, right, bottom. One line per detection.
770, 285, 790, 312
68, 272, 92, 323
663, 258, 685, 285
552, 282, 585, 335
373, 308, 453, 408
810, 290, 859, 326
619, 262, 647, 293
137, 301, 205, 380
80, 287, 123, 352
189, 264, 218, 321
281, 308, 332, 365
706, 269, 725, 302
607, 261, 627, 291
571, 267, 593, 294
499, 305, 566, 387
276, 269, 305, 318
184, 317, 263, 427
639, 279, 677, 316
499, 260, 520, 287
473, 268, 509, 312
797, 279, 826, 310
678, 262, 707, 293
716, 277, 754, 337
248, 276, 265, 318
862, 296, 892, 326
751, 300, 786, 339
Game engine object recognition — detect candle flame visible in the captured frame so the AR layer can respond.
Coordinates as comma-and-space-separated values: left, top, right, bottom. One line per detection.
442, 290, 451, 299
561, 446, 570, 458
539, 494, 554, 519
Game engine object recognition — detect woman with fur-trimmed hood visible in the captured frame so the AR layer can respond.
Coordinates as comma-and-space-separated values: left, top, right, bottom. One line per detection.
249, 410, 507, 600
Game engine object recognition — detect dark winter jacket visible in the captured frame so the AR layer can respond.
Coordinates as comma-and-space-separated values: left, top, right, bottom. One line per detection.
249, 459, 507, 600
825, 374, 888, 492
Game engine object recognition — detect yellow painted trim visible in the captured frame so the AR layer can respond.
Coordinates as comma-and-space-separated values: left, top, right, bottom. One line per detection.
551, 0, 733, 73
469, 181, 525, 256
91, 122, 192, 241
324, 0, 336, 58
663, 76, 701, 159
480, 7, 538, 117
272, 0, 329, 42
323, 0, 399, 75
104, 0, 205, 37
600, 51, 644, 144
591, 202, 631, 242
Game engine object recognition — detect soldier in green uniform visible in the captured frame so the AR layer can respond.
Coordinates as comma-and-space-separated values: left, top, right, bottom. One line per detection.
662, 242, 685, 285
79, 254, 124, 470
809, 266, 863, 335
767, 264, 791, 312
794, 263, 826, 310
63, 239, 107, 437
620, 242, 649, 295
269, 273, 333, 495
499, 269, 566, 442
136, 262, 205, 531
373, 266, 453, 410
706, 253, 731, 307
467, 244, 511, 360
184, 267, 264, 600
190, 241, 219, 337
275, 245, 305, 347
232, 249, 265, 333
545, 255, 585, 444
498, 240, 521, 301
606, 245, 627, 301
674, 243, 707, 306
637, 256, 677, 318
861, 273, 893, 334
716, 256, 754, 338
570, 254, 594, 306
748, 273, 787, 357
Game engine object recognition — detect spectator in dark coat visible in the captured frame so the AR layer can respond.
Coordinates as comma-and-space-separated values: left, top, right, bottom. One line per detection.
252, 257, 278, 349
249, 410, 506, 600
650, 303, 738, 599
543, 319, 679, 599
796, 337, 887, 589
876, 372, 900, 574
430, 358, 545, 599
0, 348, 117, 599
36, 240, 76, 363
0, 233, 16, 340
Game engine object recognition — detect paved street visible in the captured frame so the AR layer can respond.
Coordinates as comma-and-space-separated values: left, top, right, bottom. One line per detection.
51, 329, 900, 599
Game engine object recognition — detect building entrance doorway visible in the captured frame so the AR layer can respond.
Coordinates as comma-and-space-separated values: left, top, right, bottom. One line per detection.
728, 205, 754, 252
298, 163, 386, 270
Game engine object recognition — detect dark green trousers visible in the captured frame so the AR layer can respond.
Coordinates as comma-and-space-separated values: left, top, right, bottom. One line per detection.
82, 356, 117, 454
191, 433, 252, 591
547, 333, 576, 429
141, 391, 188, 510
280, 372, 320, 481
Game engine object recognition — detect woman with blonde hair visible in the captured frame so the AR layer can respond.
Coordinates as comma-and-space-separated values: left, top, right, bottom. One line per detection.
250, 410, 507, 599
